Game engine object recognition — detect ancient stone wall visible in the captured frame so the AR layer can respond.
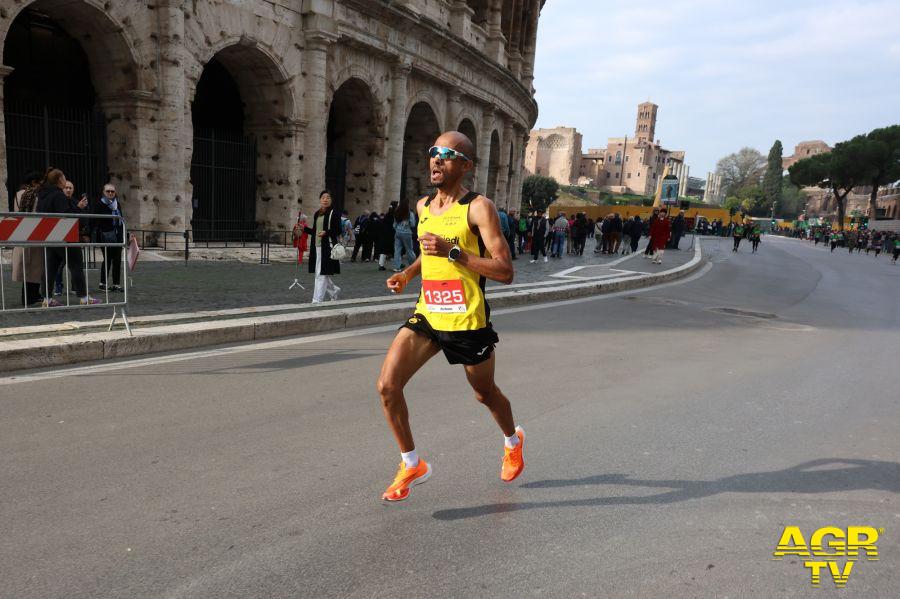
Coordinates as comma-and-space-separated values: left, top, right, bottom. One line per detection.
0, 0, 541, 234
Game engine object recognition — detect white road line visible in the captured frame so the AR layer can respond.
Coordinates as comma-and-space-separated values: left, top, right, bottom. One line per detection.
0, 262, 713, 385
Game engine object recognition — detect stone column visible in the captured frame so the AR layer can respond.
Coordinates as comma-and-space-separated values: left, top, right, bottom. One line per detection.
475, 107, 493, 193
383, 59, 411, 211
506, 0, 523, 79
96, 91, 159, 230
521, 0, 540, 90
508, 130, 527, 211
495, 119, 513, 207
485, 0, 507, 66
449, 0, 473, 39
153, 0, 189, 233
446, 89, 463, 131
301, 31, 338, 218
0, 65, 13, 211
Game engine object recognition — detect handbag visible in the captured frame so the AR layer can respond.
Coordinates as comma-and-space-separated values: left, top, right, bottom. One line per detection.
324, 210, 347, 260
100, 229, 119, 244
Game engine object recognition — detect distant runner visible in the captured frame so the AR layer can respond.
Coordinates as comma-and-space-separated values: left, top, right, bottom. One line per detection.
376, 131, 524, 502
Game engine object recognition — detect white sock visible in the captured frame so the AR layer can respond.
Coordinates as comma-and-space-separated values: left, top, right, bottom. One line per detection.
504, 431, 520, 448
401, 449, 419, 468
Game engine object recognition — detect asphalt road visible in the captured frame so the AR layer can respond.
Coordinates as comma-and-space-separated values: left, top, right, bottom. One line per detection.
1, 236, 898, 598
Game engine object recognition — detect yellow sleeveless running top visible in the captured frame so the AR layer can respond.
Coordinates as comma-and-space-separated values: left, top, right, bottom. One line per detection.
414, 191, 489, 331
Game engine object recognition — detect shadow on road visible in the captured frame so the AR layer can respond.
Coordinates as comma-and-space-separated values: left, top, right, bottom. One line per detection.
432, 458, 900, 521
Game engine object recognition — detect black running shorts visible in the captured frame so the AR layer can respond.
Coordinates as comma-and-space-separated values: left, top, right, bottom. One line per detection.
400, 313, 499, 365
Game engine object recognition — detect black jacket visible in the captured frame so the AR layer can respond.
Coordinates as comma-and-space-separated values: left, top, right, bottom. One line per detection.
90, 196, 125, 242
35, 185, 73, 214
530, 217, 547, 238
304, 208, 342, 275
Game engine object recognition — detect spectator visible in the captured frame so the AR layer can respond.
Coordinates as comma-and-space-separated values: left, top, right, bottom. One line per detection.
610, 212, 623, 253
392, 198, 417, 272
627, 215, 642, 254
529, 209, 548, 263
551, 211, 568, 258
340, 209, 354, 247
517, 211, 528, 253
648, 209, 671, 264
592, 216, 604, 253
292, 212, 310, 264
572, 213, 588, 256
11, 171, 45, 306
506, 209, 518, 259
670, 210, 686, 249
35, 169, 100, 305
304, 190, 342, 302
376, 202, 396, 271
91, 183, 125, 292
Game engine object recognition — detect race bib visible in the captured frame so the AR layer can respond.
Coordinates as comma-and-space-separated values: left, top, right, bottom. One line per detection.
422, 279, 467, 313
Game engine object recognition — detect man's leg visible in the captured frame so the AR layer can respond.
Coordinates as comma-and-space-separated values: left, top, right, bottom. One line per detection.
463, 353, 515, 437
377, 327, 441, 452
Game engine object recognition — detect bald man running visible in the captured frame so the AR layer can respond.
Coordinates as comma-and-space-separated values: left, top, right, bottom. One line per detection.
377, 131, 524, 501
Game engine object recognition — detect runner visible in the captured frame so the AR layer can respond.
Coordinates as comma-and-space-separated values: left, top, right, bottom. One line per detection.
376, 130, 524, 502
892, 235, 900, 265
732, 222, 745, 252
749, 223, 762, 253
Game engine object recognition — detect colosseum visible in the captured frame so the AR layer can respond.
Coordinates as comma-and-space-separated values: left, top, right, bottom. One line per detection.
0, 0, 542, 240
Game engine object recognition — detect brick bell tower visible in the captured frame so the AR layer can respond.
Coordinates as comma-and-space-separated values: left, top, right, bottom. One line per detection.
635, 101, 658, 145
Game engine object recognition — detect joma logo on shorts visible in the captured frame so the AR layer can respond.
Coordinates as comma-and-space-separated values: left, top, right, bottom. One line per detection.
772, 526, 882, 588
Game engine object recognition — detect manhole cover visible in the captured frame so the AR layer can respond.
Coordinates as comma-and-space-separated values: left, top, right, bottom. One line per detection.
709, 307, 778, 319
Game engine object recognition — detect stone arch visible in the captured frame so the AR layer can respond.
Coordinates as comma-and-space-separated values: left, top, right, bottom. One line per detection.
401, 101, 442, 205
505, 137, 516, 206
188, 41, 296, 238
457, 117, 478, 189
1, 0, 146, 95
1, 0, 146, 209
407, 89, 446, 134
326, 76, 384, 213
487, 129, 501, 200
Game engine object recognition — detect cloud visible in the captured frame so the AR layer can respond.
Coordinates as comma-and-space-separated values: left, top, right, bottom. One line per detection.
533, 0, 900, 176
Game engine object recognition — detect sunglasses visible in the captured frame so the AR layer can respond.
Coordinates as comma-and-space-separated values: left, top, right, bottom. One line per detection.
104, 189, 116, 194
428, 146, 471, 162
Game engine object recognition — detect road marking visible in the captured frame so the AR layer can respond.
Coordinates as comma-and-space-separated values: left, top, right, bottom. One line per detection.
0, 262, 713, 385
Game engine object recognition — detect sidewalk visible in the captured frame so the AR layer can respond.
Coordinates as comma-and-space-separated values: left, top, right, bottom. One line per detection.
0, 238, 704, 372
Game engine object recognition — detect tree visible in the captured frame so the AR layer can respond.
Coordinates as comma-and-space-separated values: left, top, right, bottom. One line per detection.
858, 125, 900, 218
735, 184, 766, 216
723, 196, 741, 221
522, 175, 559, 212
715, 147, 766, 195
789, 139, 866, 230
762, 140, 784, 214
778, 175, 805, 218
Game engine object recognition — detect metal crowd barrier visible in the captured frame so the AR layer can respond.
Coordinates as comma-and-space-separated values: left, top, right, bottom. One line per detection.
0, 211, 132, 334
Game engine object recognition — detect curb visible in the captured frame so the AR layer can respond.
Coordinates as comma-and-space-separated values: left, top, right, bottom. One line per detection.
0, 243, 704, 372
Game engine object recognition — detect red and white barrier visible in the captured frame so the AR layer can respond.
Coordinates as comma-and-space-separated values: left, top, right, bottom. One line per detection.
0, 216, 79, 243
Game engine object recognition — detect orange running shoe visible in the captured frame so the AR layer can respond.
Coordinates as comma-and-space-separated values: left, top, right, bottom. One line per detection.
501, 426, 525, 482
382, 460, 432, 501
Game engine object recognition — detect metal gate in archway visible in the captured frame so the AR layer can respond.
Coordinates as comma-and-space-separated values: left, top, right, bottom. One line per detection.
4, 101, 107, 209
190, 128, 257, 242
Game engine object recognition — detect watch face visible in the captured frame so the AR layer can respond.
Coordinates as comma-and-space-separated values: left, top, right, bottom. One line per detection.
449, 246, 461, 260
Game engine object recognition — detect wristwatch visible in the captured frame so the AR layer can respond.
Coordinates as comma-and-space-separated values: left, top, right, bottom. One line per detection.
448, 245, 462, 262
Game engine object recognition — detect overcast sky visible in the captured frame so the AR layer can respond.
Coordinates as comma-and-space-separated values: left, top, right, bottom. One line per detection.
532, 0, 900, 179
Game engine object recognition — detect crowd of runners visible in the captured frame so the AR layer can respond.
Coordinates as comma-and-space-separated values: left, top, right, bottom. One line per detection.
777, 225, 900, 264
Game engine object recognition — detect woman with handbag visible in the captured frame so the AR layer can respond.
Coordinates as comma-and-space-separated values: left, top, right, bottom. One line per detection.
304, 190, 343, 303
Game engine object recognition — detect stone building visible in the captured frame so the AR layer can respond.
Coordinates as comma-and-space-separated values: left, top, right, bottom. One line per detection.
782, 140, 831, 170
0, 0, 543, 239
522, 126, 582, 185
586, 102, 687, 197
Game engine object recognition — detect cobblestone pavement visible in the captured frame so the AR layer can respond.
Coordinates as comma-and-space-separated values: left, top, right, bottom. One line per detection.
1, 236, 700, 327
